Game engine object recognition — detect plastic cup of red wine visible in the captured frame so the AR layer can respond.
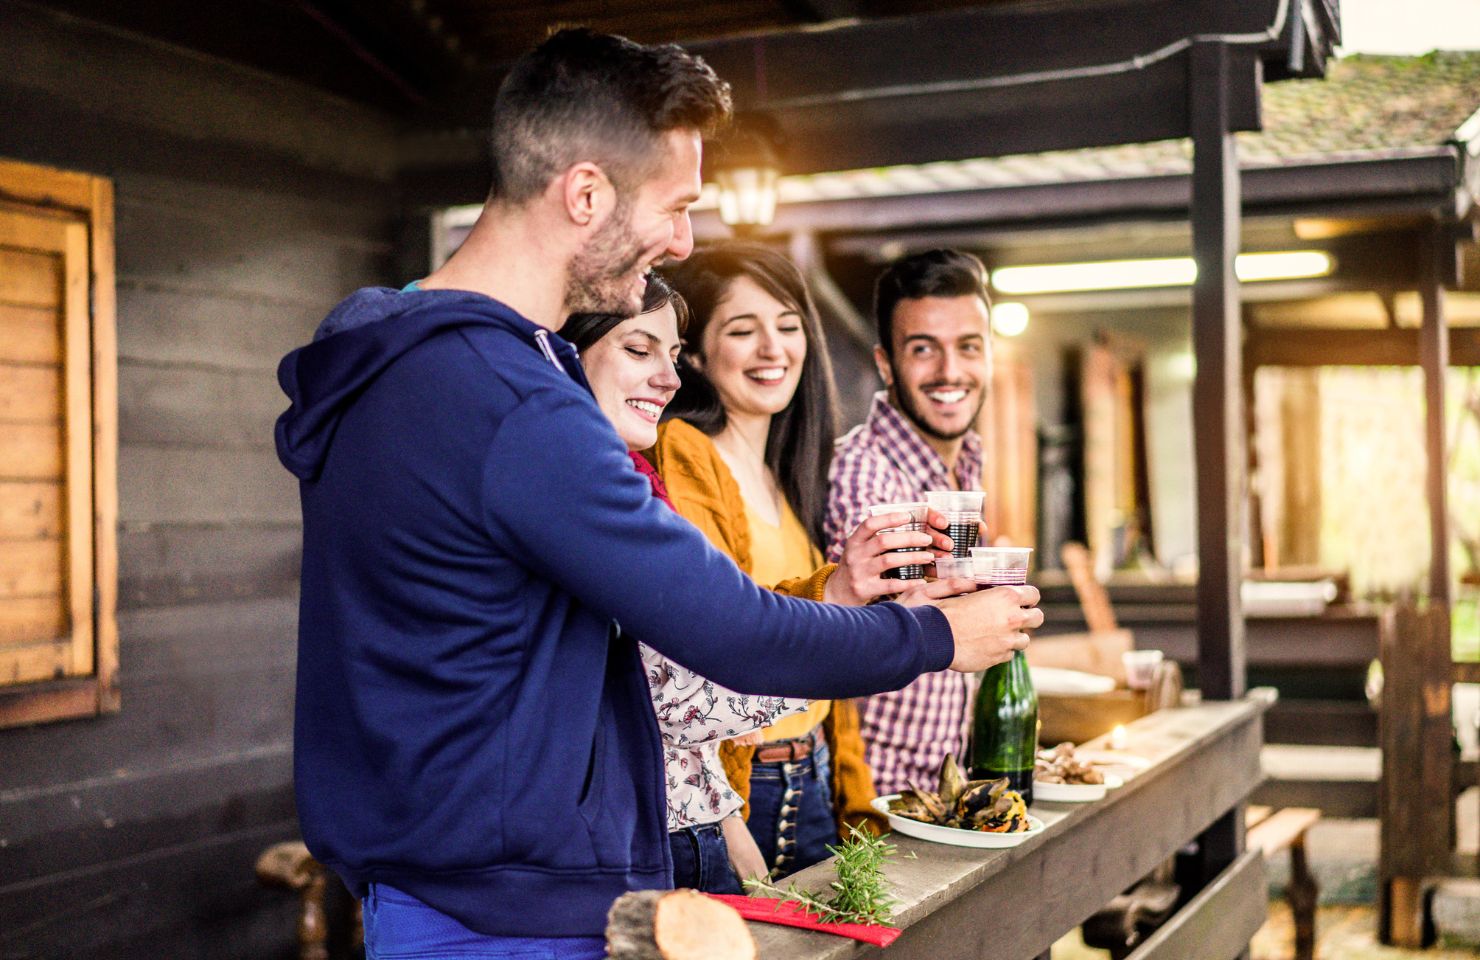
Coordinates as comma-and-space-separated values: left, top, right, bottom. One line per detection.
970, 546, 1033, 586
867, 501, 930, 580
925, 490, 985, 558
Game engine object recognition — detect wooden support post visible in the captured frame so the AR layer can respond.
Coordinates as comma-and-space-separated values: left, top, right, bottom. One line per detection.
1242, 306, 1264, 570
1421, 225, 1451, 603
1189, 40, 1247, 704
1189, 42, 1249, 921
1378, 601, 1452, 947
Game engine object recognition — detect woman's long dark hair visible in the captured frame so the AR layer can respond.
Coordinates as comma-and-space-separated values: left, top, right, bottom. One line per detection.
560, 272, 689, 354
662, 242, 839, 549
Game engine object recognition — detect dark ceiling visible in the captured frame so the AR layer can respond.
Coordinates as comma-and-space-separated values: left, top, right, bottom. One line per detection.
32, 0, 1028, 113
30, 0, 1339, 186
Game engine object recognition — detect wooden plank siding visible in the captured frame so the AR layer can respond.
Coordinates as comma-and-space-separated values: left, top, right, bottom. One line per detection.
0, 301, 64, 363
0, 4, 398, 957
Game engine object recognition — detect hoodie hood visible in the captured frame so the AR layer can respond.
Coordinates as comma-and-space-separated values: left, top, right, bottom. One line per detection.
276, 287, 549, 480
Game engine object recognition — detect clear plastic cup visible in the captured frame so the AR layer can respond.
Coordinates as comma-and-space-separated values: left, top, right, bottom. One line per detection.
925, 490, 985, 558
932, 556, 976, 582
970, 546, 1033, 586
1122, 649, 1165, 690
867, 501, 930, 581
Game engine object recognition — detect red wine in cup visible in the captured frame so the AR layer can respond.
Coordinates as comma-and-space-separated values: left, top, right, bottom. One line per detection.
946, 521, 979, 558
884, 519, 927, 580
976, 569, 1028, 586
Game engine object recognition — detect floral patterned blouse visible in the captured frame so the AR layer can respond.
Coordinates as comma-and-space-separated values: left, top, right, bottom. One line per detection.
642, 644, 806, 830
627, 451, 807, 831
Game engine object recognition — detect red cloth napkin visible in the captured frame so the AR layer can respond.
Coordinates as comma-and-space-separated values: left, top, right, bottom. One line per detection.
706, 894, 902, 947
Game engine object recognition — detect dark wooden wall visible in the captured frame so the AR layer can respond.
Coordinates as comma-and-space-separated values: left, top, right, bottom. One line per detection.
0, 4, 400, 956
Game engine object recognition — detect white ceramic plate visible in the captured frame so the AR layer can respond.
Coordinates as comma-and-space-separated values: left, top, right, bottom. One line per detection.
1074, 749, 1152, 770
871, 796, 1046, 848
1029, 666, 1117, 695
1033, 773, 1123, 803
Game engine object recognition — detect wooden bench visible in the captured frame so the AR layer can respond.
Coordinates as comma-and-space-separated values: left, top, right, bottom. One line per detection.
1082, 804, 1320, 960
1246, 804, 1322, 960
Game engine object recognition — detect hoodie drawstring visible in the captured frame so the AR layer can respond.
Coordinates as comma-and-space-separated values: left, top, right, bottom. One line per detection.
534, 329, 564, 373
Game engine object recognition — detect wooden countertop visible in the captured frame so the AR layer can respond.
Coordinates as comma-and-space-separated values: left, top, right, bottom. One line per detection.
741, 692, 1274, 960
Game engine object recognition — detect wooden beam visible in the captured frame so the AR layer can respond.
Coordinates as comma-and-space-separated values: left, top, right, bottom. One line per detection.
690, 0, 1289, 109
676, 0, 1304, 174
1421, 226, 1451, 603
688, 152, 1459, 245
700, 52, 1259, 175
1246, 327, 1480, 368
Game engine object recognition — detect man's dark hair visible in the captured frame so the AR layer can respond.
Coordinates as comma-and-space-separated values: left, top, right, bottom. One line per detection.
873, 249, 991, 358
663, 242, 839, 549
489, 28, 733, 203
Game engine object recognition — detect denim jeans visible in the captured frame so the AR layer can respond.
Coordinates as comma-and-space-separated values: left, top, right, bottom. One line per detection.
362, 883, 607, 960
668, 822, 745, 894
745, 738, 838, 879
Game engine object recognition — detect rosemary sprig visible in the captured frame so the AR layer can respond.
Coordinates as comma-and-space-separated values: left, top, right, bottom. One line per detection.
742, 823, 899, 926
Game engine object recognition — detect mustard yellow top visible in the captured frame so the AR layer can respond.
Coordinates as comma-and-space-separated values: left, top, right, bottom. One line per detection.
743, 498, 832, 742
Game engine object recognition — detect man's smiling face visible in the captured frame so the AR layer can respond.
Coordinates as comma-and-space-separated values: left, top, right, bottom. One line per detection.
565, 129, 702, 317
877, 294, 991, 443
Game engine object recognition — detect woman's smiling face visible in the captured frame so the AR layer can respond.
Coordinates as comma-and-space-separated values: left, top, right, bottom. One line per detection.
580, 303, 683, 451
693, 275, 807, 420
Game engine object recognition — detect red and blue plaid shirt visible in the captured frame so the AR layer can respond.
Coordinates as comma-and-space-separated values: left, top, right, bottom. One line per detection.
825, 392, 984, 795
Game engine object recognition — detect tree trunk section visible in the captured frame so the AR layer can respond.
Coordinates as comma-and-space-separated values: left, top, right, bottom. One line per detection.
606, 889, 756, 960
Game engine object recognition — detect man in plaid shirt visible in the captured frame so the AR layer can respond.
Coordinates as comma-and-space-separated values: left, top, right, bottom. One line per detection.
826, 249, 993, 795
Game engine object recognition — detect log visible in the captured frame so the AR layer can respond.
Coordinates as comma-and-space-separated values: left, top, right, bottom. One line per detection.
606, 890, 755, 960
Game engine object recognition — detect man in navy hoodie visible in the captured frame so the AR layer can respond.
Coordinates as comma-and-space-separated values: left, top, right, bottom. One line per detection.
276, 28, 1042, 959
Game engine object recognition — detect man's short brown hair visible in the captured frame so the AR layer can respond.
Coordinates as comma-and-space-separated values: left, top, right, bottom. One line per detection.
489, 28, 733, 204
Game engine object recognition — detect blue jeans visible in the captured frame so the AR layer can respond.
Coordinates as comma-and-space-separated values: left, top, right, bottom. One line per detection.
362, 883, 607, 960
745, 738, 838, 879
668, 823, 745, 894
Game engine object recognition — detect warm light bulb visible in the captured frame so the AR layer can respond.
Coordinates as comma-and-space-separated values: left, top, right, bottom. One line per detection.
716, 166, 779, 227
991, 302, 1029, 337
1109, 725, 1129, 750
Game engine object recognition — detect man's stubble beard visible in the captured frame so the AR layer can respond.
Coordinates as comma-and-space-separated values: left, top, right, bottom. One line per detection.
565, 198, 648, 317
889, 360, 986, 444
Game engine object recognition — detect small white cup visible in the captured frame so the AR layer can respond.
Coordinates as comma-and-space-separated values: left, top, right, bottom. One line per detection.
932, 556, 976, 582
970, 546, 1033, 585
1122, 649, 1165, 690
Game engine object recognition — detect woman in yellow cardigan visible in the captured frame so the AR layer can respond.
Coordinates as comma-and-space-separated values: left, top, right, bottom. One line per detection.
656, 243, 956, 880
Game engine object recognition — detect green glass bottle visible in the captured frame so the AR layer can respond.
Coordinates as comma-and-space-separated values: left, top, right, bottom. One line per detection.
969, 649, 1039, 805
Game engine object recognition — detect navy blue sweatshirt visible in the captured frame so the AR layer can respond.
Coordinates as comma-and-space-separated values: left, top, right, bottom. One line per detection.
274, 288, 954, 937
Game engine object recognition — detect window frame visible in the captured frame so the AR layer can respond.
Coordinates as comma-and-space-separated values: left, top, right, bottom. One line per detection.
0, 157, 118, 728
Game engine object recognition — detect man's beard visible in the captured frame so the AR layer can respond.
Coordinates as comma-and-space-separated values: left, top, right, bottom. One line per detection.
565, 200, 648, 317
891, 367, 986, 443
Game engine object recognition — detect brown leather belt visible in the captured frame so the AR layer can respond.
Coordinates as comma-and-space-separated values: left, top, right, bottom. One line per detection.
753, 730, 819, 764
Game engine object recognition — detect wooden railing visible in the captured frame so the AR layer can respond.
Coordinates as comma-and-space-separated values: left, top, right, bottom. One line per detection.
734, 695, 1273, 960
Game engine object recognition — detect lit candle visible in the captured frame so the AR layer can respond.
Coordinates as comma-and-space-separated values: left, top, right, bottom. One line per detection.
1109, 724, 1129, 750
